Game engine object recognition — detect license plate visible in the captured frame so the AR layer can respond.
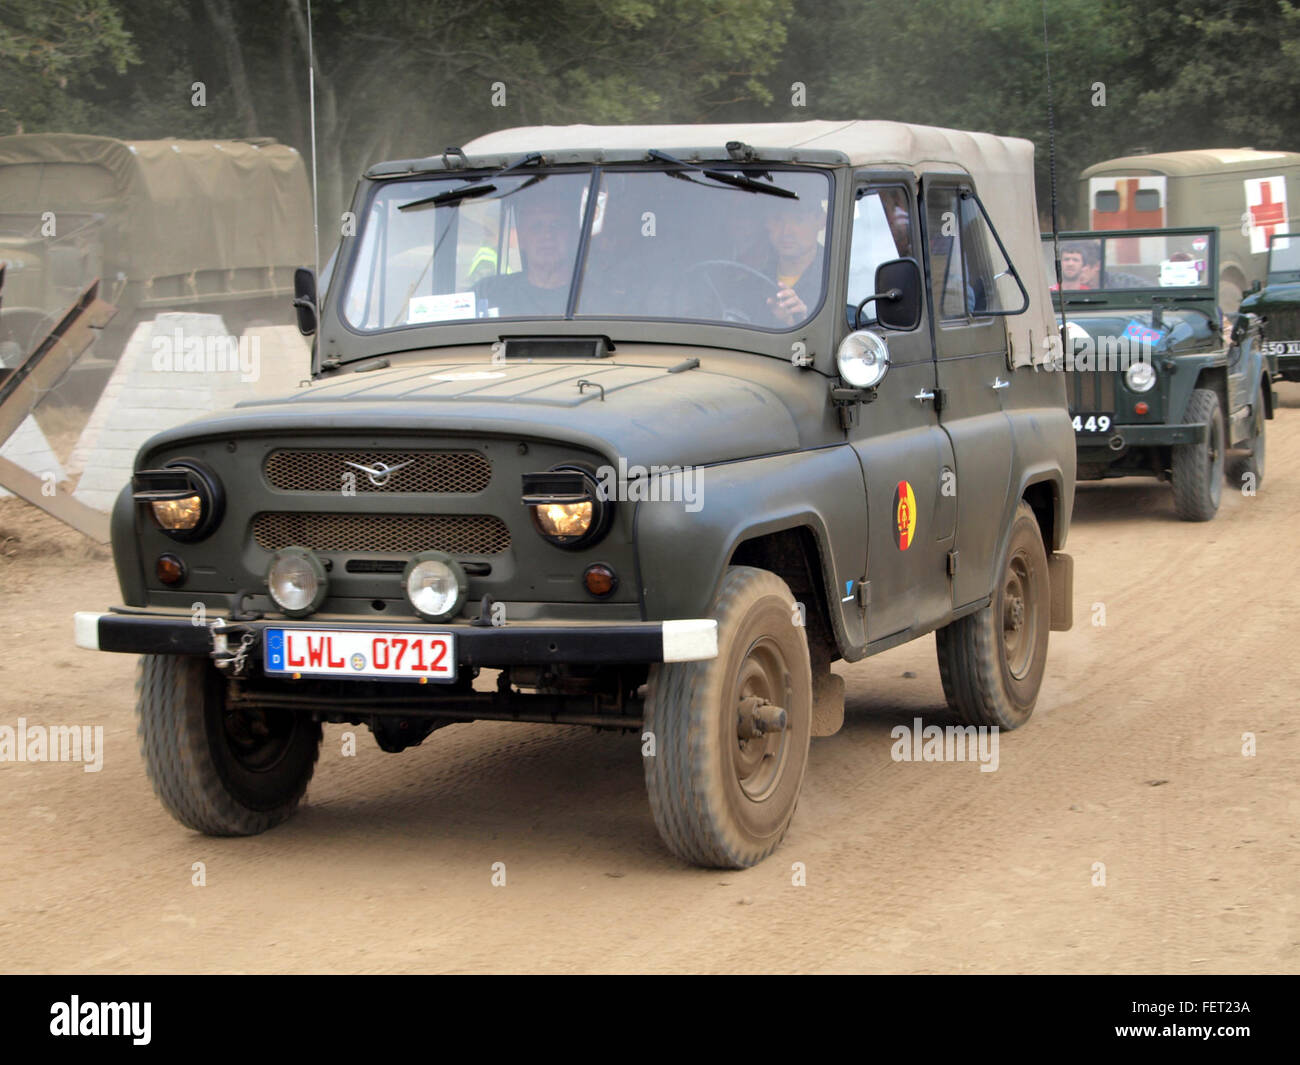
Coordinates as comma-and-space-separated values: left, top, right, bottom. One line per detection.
263, 628, 455, 682
1072, 412, 1113, 434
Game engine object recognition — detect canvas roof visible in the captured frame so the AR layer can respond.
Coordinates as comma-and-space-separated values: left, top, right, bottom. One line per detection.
0, 134, 313, 282
1081, 148, 1300, 178
462, 120, 1056, 365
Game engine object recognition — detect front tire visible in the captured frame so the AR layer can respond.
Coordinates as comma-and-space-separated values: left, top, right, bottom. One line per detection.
643, 567, 812, 868
136, 654, 321, 836
1172, 388, 1225, 521
935, 501, 1050, 730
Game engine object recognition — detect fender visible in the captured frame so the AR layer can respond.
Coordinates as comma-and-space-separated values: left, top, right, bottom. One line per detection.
633, 444, 868, 659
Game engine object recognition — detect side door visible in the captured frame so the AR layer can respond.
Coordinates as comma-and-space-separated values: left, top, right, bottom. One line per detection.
921, 177, 1015, 609
845, 176, 957, 643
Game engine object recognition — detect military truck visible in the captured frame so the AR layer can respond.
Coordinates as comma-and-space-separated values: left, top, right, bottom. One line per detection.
1043, 226, 1272, 520
76, 120, 1075, 869
1080, 149, 1300, 312
0, 134, 312, 404
1240, 231, 1300, 383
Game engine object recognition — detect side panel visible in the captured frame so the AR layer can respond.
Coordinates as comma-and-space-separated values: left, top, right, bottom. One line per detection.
634, 446, 868, 657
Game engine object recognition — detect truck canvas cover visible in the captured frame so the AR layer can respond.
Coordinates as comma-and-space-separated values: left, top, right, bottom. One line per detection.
0, 134, 313, 284
461, 119, 1057, 367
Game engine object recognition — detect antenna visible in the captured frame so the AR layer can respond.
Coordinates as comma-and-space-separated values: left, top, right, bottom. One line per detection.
1041, 0, 1068, 352
306, 0, 321, 307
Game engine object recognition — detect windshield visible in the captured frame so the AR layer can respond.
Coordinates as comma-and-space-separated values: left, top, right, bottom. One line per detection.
340, 166, 832, 333
1042, 231, 1214, 292
1268, 232, 1300, 279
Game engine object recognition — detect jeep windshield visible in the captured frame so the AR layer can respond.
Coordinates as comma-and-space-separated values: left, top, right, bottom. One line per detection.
339, 166, 831, 335
1267, 232, 1300, 282
1043, 230, 1215, 296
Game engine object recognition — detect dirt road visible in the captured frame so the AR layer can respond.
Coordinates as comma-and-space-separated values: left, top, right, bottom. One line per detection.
2, 387, 1297, 974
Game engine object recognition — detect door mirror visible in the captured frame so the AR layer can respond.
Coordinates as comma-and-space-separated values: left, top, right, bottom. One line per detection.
293, 267, 318, 336
855, 257, 922, 331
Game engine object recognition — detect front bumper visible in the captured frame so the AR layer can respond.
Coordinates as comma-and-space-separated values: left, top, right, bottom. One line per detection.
1075, 421, 1208, 450
74, 610, 718, 667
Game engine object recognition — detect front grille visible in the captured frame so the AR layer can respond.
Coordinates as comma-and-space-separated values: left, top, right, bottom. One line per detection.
1267, 309, 1300, 342
264, 449, 490, 494
1070, 370, 1116, 412
252, 512, 511, 555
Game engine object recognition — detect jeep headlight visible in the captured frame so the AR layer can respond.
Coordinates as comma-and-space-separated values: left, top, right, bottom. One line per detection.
1125, 360, 1157, 393
267, 547, 328, 617
521, 467, 612, 550
837, 330, 891, 389
403, 551, 467, 621
132, 460, 224, 541
151, 494, 203, 530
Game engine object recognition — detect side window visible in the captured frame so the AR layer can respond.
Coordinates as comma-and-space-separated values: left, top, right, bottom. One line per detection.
846, 185, 916, 327
927, 186, 1026, 320
925, 188, 967, 319
957, 193, 1001, 315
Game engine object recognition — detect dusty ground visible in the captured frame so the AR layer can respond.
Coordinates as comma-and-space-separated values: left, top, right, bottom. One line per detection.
1, 387, 1297, 974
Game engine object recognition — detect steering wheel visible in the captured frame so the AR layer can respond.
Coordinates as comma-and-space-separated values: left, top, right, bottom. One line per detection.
683, 259, 782, 324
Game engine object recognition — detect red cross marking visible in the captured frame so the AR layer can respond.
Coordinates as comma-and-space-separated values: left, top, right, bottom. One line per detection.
1250, 182, 1287, 244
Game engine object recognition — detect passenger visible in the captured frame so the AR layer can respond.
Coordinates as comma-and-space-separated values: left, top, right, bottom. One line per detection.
476, 181, 581, 317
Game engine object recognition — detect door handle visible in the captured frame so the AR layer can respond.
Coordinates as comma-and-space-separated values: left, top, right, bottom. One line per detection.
991, 376, 1010, 390
914, 389, 935, 403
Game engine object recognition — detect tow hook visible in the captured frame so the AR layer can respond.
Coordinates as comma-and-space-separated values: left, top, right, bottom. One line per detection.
210, 619, 256, 676
737, 695, 788, 740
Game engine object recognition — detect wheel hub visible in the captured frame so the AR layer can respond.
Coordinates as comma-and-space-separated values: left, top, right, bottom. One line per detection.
730, 638, 792, 802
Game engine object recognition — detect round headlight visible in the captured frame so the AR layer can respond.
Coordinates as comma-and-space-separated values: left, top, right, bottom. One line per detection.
403, 552, 467, 621
267, 547, 328, 617
533, 500, 593, 539
1125, 360, 1157, 393
151, 495, 203, 531
526, 466, 612, 550
145, 459, 224, 541
837, 330, 891, 389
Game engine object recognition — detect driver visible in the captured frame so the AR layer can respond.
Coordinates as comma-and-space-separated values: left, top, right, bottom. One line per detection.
762, 196, 826, 326
476, 180, 580, 317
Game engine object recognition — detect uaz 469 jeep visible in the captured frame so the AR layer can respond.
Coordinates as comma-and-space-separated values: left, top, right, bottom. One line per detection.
76, 121, 1075, 868
1240, 229, 1300, 384
1043, 227, 1273, 521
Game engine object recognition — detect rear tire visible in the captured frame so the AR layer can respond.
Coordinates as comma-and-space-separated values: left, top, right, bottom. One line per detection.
136, 654, 321, 836
1225, 398, 1265, 490
643, 566, 812, 868
1172, 388, 1225, 521
935, 501, 1049, 731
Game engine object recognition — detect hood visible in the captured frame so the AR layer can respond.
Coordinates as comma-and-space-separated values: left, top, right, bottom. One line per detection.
144, 357, 805, 468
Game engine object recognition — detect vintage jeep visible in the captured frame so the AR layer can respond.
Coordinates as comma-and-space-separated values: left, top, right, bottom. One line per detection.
76, 121, 1075, 868
1042, 227, 1273, 520
1240, 230, 1300, 383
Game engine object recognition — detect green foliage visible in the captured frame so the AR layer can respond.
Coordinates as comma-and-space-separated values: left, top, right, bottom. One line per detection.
0, 0, 137, 133
1, 0, 1298, 230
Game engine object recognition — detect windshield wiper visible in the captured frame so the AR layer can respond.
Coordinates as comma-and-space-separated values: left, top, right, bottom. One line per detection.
646, 149, 798, 199
399, 182, 497, 212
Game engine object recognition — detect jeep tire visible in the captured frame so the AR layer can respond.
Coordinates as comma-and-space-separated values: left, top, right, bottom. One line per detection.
935, 501, 1049, 731
1171, 387, 1225, 522
136, 654, 321, 836
643, 566, 812, 868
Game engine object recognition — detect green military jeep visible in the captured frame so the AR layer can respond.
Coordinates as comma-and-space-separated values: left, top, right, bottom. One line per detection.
1043, 227, 1273, 520
77, 121, 1075, 868
1240, 230, 1300, 383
